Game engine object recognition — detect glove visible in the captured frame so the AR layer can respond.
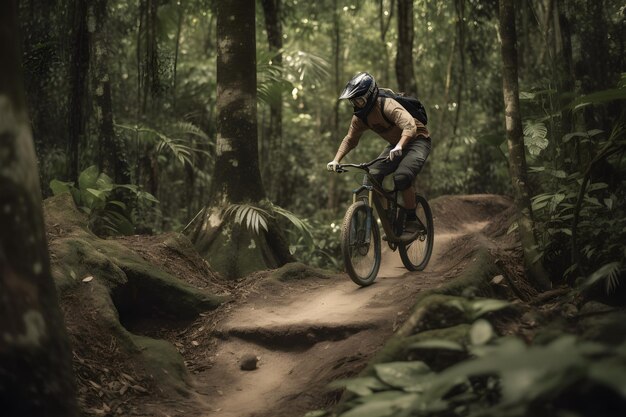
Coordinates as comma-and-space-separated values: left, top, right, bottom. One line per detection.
327, 160, 340, 172
389, 144, 403, 161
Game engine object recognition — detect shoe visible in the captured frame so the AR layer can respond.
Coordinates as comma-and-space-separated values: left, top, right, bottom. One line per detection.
403, 218, 424, 236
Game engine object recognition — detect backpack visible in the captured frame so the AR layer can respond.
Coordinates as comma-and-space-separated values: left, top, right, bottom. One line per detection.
378, 91, 428, 126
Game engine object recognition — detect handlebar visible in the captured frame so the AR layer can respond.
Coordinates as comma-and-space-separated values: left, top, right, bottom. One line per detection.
336, 156, 389, 173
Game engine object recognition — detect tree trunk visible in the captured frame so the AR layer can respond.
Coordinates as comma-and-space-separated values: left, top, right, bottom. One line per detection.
327, 0, 341, 211
378, 0, 394, 86
260, 0, 284, 203
395, 0, 417, 96
498, 0, 551, 291
67, 0, 90, 182
0, 1, 78, 414
554, 0, 574, 135
92, 0, 130, 184
188, 0, 294, 279
20, 0, 61, 160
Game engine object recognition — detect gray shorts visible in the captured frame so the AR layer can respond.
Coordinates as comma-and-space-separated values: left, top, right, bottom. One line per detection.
364, 137, 431, 191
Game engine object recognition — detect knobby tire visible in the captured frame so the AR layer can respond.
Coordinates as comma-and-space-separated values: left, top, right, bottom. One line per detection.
341, 201, 381, 286
399, 195, 434, 271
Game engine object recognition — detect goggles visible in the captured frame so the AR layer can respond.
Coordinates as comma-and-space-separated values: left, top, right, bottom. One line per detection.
349, 96, 367, 108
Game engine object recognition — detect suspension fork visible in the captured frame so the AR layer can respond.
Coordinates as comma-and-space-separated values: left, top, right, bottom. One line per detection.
352, 185, 374, 243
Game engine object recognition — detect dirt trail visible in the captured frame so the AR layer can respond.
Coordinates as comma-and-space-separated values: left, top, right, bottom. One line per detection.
157, 194, 513, 417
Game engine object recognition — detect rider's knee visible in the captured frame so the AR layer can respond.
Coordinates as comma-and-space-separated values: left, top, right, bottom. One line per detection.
393, 172, 414, 190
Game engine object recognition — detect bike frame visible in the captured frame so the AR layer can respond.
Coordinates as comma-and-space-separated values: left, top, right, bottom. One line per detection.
338, 157, 424, 244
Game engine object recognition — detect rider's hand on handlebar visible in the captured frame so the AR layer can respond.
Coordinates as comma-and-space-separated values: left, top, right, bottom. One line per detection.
327, 160, 340, 172
389, 144, 403, 161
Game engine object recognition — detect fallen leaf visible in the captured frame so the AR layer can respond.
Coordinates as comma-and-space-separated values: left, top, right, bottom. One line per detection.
191, 340, 199, 346
82, 276, 94, 282
131, 384, 148, 393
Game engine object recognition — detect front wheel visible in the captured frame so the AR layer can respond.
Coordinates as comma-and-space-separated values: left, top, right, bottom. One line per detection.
341, 201, 381, 286
399, 195, 434, 271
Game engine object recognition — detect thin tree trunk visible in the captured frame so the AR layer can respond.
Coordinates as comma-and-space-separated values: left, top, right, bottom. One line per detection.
67, 0, 89, 182
0, 2, 78, 414
395, 0, 417, 96
92, 0, 130, 184
327, 0, 341, 211
20, 0, 60, 157
452, 0, 465, 136
172, 2, 184, 107
260, 0, 283, 203
378, 0, 394, 86
553, 0, 575, 137
498, 0, 551, 291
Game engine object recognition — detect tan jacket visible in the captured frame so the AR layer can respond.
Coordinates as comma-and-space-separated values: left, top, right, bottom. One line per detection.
334, 96, 430, 162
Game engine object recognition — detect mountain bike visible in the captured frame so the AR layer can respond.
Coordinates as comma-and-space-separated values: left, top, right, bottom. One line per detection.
334, 156, 434, 286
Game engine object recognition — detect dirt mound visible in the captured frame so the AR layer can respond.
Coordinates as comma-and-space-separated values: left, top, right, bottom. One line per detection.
44, 194, 228, 415
430, 194, 512, 233
47, 193, 520, 416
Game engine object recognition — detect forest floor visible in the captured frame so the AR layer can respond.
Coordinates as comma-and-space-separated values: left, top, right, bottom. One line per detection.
49, 194, 518, 417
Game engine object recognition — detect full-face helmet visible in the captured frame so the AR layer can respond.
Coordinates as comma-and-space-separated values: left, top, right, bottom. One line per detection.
338, 72, 377, 108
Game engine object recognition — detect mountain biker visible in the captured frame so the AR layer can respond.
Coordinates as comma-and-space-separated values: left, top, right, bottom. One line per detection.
327, 72, 431, 235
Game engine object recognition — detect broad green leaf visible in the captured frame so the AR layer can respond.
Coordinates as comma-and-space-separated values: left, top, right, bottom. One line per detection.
50, 179, 72, 195
470, 319, 494, 346
410, 339, 465, 352
329, 377, 390, 397
467, 299, 510, 319
523, 122, 549, 156
96, 173, 114, 189
85, 188, 106, 201
571, 87, 626, 109
588, 358, 626, 397
339, 392, 418, 417
139, 191, 159, 204
78, 165, 99, 191
374, 362, 431, 389
586, 182, 609, 192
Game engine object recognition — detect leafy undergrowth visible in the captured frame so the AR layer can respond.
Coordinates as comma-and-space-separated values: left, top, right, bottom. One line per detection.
315, 288, 626, 417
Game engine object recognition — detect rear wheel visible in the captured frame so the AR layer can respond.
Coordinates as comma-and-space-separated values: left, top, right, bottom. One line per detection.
399, 195, 434, 271
341, 201, 381, 286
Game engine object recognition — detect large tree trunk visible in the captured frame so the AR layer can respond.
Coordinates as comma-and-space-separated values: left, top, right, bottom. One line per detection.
0, 1, 78, 414
188, 0, 293, 279
67, 0, 90, 183
395, 0, 417, 96
498, 0, 551, 291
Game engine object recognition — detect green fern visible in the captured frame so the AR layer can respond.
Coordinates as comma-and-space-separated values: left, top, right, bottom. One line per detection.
115, 121, 210, 168
221, 202, 314, 245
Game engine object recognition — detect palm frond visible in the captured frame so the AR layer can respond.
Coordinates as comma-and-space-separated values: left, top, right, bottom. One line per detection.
582, 262, 622, 293
222, 204, 271, 234
271, 204, 314, 244
283, 50, 331, 85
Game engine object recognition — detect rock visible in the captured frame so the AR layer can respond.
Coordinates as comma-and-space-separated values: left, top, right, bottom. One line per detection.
240, 354, 259, 371
491, 275, 505, 285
